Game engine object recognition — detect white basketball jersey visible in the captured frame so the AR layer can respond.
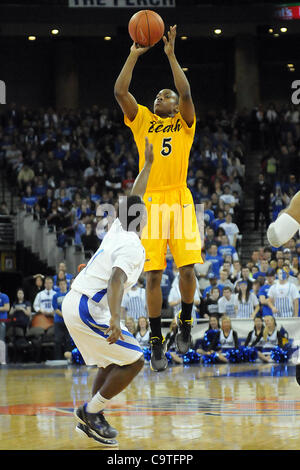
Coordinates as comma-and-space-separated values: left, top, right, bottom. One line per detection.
220, 329, 235, 348
71, 218, 145, 309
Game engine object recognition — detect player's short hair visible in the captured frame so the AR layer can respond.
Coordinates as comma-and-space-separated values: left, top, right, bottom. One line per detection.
118, 195, 145, 233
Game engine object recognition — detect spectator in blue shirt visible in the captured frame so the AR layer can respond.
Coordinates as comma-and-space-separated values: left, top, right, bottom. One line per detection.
52, 279, 72, 360
258, 269, 276, 317
22, 185, 38, 212
253, 259, 270, 280
211, 209, 226, 233
217, 234, 239, 261
0, 289, 10, 365
206, 243, 224, 278
53, 262, 73, 287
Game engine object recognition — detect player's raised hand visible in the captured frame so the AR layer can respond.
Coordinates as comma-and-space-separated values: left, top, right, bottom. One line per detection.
130, 42, 151, 57
163, 25, 177, 57
144, 137, 154, 165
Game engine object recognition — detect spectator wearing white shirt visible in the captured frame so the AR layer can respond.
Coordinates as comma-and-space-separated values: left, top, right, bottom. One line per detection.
218, 286, 236, 318
168, 273, 200, 322
33, 277, 56, 316
219, 184, 236, 210
135, 316, 150, 348
121, 283, 147, 321
219, 213, 239, 247
194, 251, 212, 292
268, 269, 299, 318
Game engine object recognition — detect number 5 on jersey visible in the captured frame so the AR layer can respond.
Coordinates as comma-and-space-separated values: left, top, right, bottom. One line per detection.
161, 137, 172, 157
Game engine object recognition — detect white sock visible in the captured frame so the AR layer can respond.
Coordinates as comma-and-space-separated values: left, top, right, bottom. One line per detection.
0, 340, 6, 364
86, 392, 109, 414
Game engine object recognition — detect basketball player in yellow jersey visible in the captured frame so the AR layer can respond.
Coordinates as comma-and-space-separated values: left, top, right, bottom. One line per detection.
114, 25, 202, 371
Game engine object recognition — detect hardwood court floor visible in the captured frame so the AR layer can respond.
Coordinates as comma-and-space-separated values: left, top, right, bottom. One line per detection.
1, 362, 300, 450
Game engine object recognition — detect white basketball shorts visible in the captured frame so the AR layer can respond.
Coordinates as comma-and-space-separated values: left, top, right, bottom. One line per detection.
62, 289, 143, 368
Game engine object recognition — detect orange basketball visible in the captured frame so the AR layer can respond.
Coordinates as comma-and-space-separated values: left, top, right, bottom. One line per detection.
128, 10, 165, 47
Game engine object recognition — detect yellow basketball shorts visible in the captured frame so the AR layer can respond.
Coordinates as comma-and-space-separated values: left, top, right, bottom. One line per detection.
141, 186, 203, 272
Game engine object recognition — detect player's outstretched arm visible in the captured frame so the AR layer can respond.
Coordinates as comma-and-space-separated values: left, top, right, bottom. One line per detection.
114, 43, 151, 121
130, 137, 154, 198
106, 267, 127, 344
267, 191, 300, 247
163, 25, 195, 127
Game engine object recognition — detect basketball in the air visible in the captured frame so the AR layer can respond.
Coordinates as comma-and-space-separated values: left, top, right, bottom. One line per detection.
128, 10, 165, 47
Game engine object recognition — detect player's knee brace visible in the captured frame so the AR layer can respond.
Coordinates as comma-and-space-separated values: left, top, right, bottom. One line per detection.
267, 213, 300, 247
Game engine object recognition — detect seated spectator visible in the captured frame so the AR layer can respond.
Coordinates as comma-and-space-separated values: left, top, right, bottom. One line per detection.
168, 271, 201, 321
0, 201, 9, 215
244, 315, 265, 358
211, 209, 226, 233
258, 268, 276, 317
252, 259, 270, 280
202, 272, 224, 299
194, 251, 212, 292
22, 184, 38, 212
125, 316, 136, 336
291, 255, 299, 277
219, 184, 236, 210
26, 274, 44, 305
52, 279, 72, 360
53, 262, 73, 286
17, 163, 35, 192
204, 226, 218, 249
121, 282, 147, 321
268, 269, 299, 317
218, 286, 236, 318
259, 315, 285, 362
81, 222, 100, 257
9, 288, 31, 333
160, 265, 174, 310
165, 319, 183, 364
200, 286, 220, 319
229, 260, 242, 283
234, 280, 260, 318
219, 212, 239, 248
33, 276, 56, 330
210, 316, 239, 363
218, 268, 234, 291
53, 270, 70, 292
0, 288, 10, 365
206, 243, 224, 278
135, 316, 150, 348
217, 234, 239, 261
196, 315, 220, 355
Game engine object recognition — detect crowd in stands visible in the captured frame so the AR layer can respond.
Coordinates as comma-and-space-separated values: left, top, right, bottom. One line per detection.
0, 101, 299, 364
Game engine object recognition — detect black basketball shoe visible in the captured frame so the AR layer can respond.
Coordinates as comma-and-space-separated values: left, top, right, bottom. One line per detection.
175, 311, 193, 354
75, 422, 118, 447
150, 336, 168, 372
75, 403, 118, 442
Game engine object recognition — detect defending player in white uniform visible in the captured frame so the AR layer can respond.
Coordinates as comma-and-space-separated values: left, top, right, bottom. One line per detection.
267, 191, 300, 247
266, 190, 300, 386
62, 138, 153, 446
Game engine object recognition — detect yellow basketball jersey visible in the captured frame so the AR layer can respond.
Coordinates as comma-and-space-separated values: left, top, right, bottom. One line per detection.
124, 104, 196, 191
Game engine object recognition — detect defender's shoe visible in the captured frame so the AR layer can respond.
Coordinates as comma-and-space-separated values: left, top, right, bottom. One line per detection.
75, 422, 118, 447
175, 311, 193, 354
150, 336, 168, 372
75, 403, 118, 440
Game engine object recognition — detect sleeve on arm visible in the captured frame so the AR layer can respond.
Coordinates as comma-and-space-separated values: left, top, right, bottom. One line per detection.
179, 112, 196, 134
124, 104, 149, 135
111, 243, 144, 282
